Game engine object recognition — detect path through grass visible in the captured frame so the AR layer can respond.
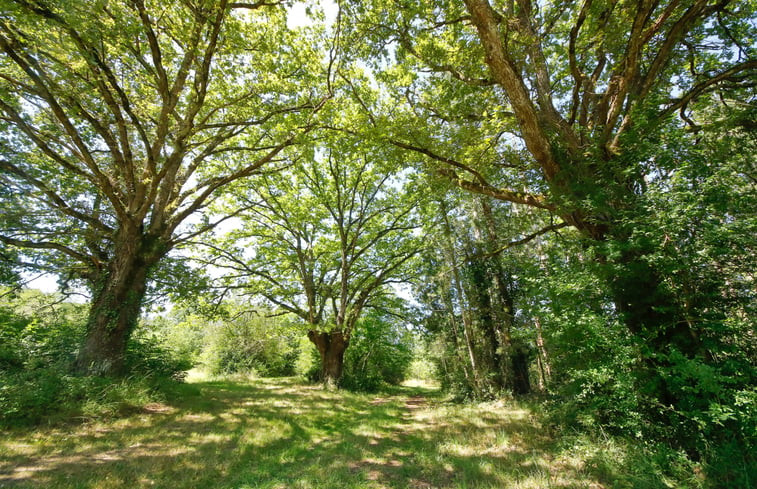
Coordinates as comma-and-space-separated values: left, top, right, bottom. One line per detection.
0, 377, 603, 488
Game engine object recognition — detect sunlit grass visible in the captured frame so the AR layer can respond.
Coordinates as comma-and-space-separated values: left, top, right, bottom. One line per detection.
0, 377, 607, 488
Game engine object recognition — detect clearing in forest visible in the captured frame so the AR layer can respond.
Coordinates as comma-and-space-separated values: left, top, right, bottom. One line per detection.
0, 377, 603, 488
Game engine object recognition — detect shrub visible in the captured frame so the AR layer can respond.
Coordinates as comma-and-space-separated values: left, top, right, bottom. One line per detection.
140, 311, 208, 368
0, 368, 171, 428
0, 289, 187, 428
199, 311, 300, 377
126, 331, 193, 380
294, 335, 321, 382
340, 312, 413, 392
0, 368, 64, 426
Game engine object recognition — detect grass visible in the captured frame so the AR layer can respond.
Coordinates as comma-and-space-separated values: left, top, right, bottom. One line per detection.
0, 375, 609, 489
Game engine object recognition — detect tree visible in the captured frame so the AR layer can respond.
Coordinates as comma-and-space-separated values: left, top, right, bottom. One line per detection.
414, 184, 548, 398
0, 0, 330, 375
342, 0, 755, 415
199, 141, 421, 384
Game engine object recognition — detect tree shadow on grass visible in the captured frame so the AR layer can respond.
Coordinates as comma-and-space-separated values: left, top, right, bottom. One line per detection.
0, 378, 598, 488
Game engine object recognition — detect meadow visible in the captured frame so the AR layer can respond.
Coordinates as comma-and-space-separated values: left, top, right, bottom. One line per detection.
0, 376, 615, 489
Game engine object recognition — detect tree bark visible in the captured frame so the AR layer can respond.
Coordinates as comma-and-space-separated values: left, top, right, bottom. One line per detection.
477, 198, 516, 392
441, 274, 474, 385
308, 329, 349, 385
534, 316, 551, 389
441, 205, 483, 396
74, 229, 163, 376
466, 257, 508, 392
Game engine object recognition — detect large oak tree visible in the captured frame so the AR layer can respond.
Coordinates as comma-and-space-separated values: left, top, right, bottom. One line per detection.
199, 140, 421, 384
341, 0, 755, 407
0, 0, 330, 375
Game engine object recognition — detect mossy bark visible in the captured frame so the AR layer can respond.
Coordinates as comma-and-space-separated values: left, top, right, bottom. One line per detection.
74, 229, 163, 376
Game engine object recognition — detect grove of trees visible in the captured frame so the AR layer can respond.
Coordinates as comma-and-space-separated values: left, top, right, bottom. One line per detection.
1, 0, 754, 486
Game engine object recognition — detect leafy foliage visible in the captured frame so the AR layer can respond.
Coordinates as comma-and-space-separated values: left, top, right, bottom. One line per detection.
0, 1, 754, 486
0, 0, 331, 374
201, 136, 422, 382
341, 311, 414, 391
0, 289, 187, 427
200, 311, 301, 377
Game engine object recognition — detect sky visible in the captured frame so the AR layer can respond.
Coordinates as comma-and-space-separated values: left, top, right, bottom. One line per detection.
288, 0, 338, 29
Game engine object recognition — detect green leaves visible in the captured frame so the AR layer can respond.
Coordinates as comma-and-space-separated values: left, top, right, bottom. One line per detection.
203, 132, 422, 334
0, 0, 331, 291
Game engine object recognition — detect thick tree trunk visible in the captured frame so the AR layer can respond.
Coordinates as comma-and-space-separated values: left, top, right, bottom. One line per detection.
74, 230, 162, 376
74, 264, 150, 376
308, 330, 349, 385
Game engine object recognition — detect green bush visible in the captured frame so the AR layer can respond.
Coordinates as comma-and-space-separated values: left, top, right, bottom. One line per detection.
0, 306, 29, 369
140, 311, 208, 368
340, 312, 413, 392
0, 368, 64, 426
528, 242, 756, 487
199, 311, 300, 377
0, 289, 188, 428
0, 290, 86, 371
0, 368, 171, 427
127, 330, 193, 380
294, 335, 321, 382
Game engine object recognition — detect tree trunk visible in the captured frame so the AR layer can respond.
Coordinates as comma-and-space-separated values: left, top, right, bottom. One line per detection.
534, 316, 551, 389
442, 281, 474, 385
308, 330, 349, 385
439, 199, 483, 395
474, 198, 516, 393
74, 230, 162, 376
466, 257, 508, 392
510, 344, 531, 395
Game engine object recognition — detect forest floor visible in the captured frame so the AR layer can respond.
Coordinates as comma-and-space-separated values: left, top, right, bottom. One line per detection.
0, 376, 606, 489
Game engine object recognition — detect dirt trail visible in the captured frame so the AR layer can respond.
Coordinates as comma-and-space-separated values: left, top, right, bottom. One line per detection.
404, 395, 427, 409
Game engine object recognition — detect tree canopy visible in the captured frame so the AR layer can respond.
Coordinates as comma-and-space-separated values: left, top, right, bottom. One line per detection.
336, 0, 756, 426
200, 136, 421, 382
0, 0, 331, 374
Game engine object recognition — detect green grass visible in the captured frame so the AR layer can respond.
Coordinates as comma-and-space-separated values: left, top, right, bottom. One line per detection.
0, 376, 633, 488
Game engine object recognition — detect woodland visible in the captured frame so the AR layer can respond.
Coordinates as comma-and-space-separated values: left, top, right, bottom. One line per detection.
0, 0, 755, 488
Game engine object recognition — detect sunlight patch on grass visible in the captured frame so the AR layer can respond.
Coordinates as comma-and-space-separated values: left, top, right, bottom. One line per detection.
0, 378, 611, 489
401, 379, 440, 389
178, 412, 215, 423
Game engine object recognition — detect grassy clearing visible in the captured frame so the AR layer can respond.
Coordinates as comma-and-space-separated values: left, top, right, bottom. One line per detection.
2, 376, 611, 489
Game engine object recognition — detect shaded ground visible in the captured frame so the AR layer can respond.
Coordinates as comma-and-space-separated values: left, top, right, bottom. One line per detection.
0, 377, 603, 488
